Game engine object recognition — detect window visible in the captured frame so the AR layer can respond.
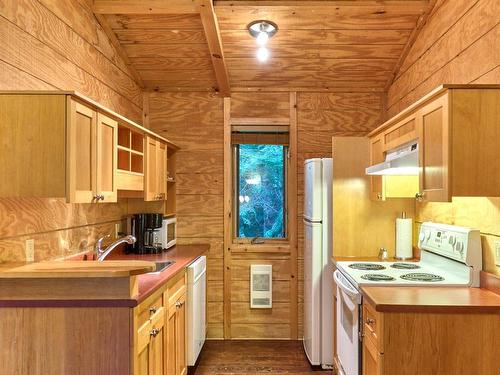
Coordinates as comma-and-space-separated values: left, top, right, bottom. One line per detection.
234, 144, 287, 239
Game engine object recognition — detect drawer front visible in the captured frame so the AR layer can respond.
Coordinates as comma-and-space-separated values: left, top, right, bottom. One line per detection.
363, 303, 383, 352
167, 272, 186, 306
137, 295, 163, 327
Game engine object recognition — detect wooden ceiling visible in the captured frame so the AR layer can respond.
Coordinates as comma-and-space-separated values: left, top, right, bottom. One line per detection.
92, 0, 434, 95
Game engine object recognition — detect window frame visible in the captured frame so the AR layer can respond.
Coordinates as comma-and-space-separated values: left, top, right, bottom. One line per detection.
232, 143, 289, 244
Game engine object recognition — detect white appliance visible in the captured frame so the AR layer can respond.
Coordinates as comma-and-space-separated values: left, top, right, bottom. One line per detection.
303, 158, 334, 369
334, 222, 482, 375
160, 217, 177, 250
365, 141, 419, 175
187, 256, 206, 366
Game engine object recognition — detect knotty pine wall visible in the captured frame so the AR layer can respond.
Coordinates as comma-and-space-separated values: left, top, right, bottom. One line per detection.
148, 91, 389, 339
0, 0, 162, 262
385, 0, 500, 275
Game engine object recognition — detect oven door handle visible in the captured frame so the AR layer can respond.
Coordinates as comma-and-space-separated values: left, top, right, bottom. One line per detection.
334, 270, 359, 299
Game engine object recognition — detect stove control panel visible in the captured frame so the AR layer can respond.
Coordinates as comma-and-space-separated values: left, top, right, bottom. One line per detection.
418, 222, 481, 266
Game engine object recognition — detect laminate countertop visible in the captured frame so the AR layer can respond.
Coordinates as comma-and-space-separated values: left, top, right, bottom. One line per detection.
106, 243, 209, 303
332, 256, 500, 313
0, 244, 208, 308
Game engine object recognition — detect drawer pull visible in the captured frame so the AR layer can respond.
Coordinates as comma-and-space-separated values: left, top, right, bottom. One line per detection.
175, 301, 184, 308
149, 306, 157, 314
150, 328, 160, 337
366, 318, 375, 325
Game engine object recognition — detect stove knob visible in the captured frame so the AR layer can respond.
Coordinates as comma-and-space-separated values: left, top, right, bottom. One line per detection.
448, 235, 456, 246
425, 230, 431, 241
456, 242, 464, 256
419, 232, 425, 243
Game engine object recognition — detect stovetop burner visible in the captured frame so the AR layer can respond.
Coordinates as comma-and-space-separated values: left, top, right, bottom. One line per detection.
349, 263, 386, 271
361, 274, 396, 282
390, 263, 420, 270
400, 273, 445, 282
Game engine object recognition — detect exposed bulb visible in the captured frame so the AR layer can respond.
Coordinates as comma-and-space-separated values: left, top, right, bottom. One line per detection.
257, 47, 269, 62
256, 31, 269, 46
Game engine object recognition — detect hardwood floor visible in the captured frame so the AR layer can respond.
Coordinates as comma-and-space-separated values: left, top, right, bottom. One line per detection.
192, 340, 332, 374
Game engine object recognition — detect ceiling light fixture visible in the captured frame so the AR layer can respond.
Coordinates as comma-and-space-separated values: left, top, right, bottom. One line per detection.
247, 20, 278, 62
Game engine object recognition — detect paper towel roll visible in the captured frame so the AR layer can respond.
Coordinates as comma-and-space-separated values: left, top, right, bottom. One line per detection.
396, 217, 413, 260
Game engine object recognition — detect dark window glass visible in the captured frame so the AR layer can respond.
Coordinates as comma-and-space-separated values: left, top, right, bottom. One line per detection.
236, 144, 286, 238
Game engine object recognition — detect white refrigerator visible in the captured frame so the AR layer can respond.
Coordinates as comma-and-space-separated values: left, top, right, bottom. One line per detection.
303, 158, 334, 369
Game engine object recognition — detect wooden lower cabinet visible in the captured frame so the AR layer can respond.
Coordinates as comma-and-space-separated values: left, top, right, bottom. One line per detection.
134, 271, 187, 375
361, 300, 499, 375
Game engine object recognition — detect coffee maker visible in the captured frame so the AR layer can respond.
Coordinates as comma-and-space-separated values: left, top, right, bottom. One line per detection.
128, 213, 164, 254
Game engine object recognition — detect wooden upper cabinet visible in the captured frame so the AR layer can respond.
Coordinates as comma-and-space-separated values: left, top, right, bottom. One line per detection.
417, 93, 449, 202
67, 99, 118, 203
367, 85, 500, 202
145, 136, 167, 201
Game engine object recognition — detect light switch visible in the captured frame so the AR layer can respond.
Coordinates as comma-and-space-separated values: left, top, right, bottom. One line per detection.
495, 241, 500, 267
25, 239, 35, 263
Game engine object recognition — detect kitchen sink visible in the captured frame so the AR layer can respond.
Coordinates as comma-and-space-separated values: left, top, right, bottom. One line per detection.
151, 260, 175, 273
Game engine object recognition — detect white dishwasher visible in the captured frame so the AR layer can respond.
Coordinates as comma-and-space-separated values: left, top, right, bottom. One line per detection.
187, 256, 206, 366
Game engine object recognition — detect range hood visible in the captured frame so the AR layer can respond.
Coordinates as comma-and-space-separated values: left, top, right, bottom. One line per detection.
366, 142, 419, 176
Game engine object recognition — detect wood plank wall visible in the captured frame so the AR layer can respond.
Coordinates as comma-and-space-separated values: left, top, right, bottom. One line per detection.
0, 0, 162, 262
148, 92, 225, 338
148, 91, 387, 339
385, 0, 500, 275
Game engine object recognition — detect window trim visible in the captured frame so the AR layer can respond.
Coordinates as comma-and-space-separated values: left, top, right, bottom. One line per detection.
232, 143, 289, 243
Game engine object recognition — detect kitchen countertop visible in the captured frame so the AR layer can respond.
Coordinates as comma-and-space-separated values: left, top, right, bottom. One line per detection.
106, 244, 209, 303
0, 244, 208, 307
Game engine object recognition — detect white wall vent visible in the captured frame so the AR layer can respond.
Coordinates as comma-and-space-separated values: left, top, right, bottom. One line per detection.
250, 265, 272, 309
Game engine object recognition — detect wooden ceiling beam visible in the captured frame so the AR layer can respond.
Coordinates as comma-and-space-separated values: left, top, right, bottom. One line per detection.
199, 0, 231, 97
93, 0, 199, 14
214, 1, 430, 9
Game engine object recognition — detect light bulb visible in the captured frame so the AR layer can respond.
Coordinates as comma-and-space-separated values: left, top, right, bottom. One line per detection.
256, 31, 269, 46
257, 47, 269, 62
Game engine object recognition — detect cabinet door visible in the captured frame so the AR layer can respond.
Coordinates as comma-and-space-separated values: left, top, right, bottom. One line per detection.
363, 336, 383, 375
149, 307, 166, 375
67, 98, 96, 203
176, 293, 187, 375
166, 304, 178, 375
145, 136, 159, 201
136, 320, 152, 375
157, 141, 167, 200
417, 94, 450, 202
96, 113, 118, 202
369, 135, 384, 201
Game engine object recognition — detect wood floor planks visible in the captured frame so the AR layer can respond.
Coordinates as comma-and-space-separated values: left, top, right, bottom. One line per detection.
193, 340, 330, 374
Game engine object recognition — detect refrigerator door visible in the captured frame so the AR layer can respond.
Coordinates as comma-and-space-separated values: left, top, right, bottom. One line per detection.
304, 159, 323, 222
303, 219, 323, 366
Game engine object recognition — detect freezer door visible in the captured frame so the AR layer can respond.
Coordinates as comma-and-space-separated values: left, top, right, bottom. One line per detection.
303, 219, 323, 365
304, 159, 323, 222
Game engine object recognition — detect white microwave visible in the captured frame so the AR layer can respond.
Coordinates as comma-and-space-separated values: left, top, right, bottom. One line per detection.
161, 217, 177, 250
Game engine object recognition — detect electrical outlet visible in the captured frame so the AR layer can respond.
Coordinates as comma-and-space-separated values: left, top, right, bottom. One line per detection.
495, 241, 500, 267
25, 239, 35, 263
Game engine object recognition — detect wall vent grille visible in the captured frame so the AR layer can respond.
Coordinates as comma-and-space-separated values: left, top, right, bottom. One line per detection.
250, 265, 272, 308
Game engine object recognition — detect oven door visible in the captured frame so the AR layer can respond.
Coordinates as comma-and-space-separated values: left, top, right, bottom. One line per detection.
334, 270, 362, 375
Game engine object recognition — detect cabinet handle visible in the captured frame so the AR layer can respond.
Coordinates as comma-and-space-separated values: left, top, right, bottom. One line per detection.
175, 301, 183, 308
150, 328, 160, 337
415, 192, 425, 202
366, 318, 375, 325
376, 193, 382, 200
149, 306, 157, 315
94, 194, 104, 201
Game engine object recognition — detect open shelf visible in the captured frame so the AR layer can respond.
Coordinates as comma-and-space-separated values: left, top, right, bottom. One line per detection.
166, 145, 178, 216
117, 125, 145, 191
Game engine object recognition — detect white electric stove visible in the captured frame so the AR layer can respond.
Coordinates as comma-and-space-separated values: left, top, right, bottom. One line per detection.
333, 222, 482, 375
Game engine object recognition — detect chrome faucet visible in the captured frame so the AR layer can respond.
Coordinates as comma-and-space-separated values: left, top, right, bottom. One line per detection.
94, 234, 136, 261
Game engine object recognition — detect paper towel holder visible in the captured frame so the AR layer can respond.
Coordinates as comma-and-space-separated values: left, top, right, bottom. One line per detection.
395, 211, 413, 260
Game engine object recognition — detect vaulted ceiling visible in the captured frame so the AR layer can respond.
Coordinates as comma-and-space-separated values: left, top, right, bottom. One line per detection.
92, 0, 434, 95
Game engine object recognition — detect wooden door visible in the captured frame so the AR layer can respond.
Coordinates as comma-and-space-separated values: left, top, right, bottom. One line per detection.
96, 113, 118, 202
176, 293, 187, 375
369, 135, 385, 201
166, 304, 177, 375
363, 336, 382, 375
67, 98, 96, 203
145, 136, 159, 201
417, 94, 450, 202
157, 141, 167, 200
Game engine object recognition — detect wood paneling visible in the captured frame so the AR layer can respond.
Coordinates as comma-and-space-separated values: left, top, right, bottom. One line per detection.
0, 0, 156, 263
385, 0, 500, 275
216, 1, 433, 90
149, 92, 225, 338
